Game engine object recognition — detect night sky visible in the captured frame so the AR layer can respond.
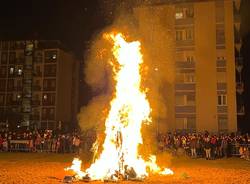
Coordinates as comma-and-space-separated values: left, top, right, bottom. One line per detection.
0, 0, 249, 131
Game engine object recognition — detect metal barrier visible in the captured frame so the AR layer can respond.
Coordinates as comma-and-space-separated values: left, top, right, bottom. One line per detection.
9, 140, 30, 152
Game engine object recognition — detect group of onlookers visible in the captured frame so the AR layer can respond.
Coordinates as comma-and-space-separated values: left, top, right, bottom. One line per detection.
0, 130, 82, 154
1, 130, 250, 161
158, 132, 250, 160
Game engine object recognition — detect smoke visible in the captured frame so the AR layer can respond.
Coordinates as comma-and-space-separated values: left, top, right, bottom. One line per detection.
78, 1, 175, 142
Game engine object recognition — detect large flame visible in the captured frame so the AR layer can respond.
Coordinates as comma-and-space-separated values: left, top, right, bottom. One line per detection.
66, 33, 173, 180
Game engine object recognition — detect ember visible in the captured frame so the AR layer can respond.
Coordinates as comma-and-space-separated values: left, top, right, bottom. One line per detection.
66, 32, 173, 181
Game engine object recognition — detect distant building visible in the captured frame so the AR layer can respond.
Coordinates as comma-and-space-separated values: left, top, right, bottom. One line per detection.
134, 0, 242, 133
0, 40, 79, 130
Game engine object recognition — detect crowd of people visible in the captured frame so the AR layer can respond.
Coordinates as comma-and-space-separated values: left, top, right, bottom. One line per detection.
0, 130, 85, 154
0, 129, 249, 161
157, 132, 250, 160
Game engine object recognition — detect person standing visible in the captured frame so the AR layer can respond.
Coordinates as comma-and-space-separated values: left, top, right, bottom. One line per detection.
204, 136, 211, 160
190, 135, 197, 158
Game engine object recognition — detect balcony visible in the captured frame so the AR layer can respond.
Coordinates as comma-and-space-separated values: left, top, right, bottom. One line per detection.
176, 61, 195, 69
175, 17, 194, 25
175, 106, 196, 113
217, 106, 228, 114
175, 83, 195, 91
217, 83, 227, 91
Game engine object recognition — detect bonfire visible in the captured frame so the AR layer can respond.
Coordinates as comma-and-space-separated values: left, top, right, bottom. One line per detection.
66, 32, 173, 182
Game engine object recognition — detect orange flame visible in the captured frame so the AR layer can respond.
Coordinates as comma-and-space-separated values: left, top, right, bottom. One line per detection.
66, 33, 173, 180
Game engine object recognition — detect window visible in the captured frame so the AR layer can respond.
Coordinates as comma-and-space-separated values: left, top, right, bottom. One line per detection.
45, 50, 57, 62
0, 95, 4, 104
218, 117, 228, 132
9, 52, 16, 64
1, 41, 8, 50
9, 67, 14, 75
176, 94, 195, 106
176, 117, 196, 131
176, 30, 183, 41
218, 95, 227, 106
186, 56, 194, 63
16, 79, 22, 89
1, 52, 8, 64
0, 67, 7, 77
186, 94, 195, 106
184, 73, 195, 83
187, 117, 196, 130
186, 6, 194, 18
25, 42, 34, 56
175, 12, 183, 19
17, 94, 21, 99
43, 94, 47, 100
51, 80, 56, 89
0, 80, 6, 91
185, 29, 194, 40
18, 68, 22, 75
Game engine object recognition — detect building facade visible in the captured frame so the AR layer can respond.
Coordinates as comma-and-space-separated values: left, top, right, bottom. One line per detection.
134, 0, 241, 133
0, 40, 79, 130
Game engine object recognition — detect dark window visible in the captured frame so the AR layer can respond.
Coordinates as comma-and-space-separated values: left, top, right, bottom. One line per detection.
0, 80, 6, 91
0, 94, 4, 105
44, 64, 56, 77
1, 52, 8, 64
1, 41, 8, 50
9, 52, 16, 64
7, 79, 14, 91
43, 79, 56, 91
0, 67, 7, 78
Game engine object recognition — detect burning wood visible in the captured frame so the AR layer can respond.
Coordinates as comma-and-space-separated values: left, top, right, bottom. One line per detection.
65, 32, 173, 182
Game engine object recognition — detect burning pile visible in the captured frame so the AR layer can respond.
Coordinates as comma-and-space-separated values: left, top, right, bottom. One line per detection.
66, 32, 173, 181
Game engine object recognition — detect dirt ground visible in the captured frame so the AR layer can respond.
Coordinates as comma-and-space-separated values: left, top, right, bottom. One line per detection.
0, 153, 249, 184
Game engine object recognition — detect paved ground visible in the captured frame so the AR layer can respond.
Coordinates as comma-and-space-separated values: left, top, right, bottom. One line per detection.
0, 152, 249, 184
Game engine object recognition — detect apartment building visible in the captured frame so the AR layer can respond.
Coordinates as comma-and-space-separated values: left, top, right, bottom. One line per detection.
134, 0, 241, 133
0, 40, 79, 130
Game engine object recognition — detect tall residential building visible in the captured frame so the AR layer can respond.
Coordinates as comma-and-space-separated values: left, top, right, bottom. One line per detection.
0, 40, 79, 130
134, 0, 241, 133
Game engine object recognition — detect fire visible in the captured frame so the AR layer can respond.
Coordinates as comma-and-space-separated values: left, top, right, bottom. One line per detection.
66, 32, 173, 180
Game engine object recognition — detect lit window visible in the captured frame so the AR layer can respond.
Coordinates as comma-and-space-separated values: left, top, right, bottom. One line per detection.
18, 69, 22, 75
52, 54, 57, 60
43, 94, 47, 100
175, 12, 183, 19
10, 67, 14, 74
